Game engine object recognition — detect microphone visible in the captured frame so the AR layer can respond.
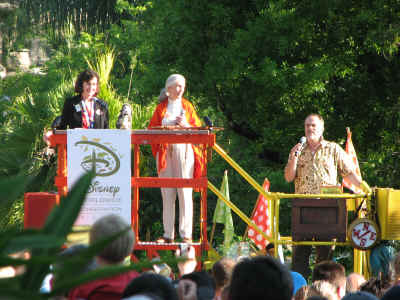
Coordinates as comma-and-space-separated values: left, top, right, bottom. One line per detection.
51, 116, 62, 130
295, 136, 307, 157
203, 116, 213, 128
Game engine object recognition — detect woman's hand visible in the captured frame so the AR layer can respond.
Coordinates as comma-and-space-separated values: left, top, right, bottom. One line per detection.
176, 246, 197, 276
175, 115, 187, 127
43, 129, 53, 147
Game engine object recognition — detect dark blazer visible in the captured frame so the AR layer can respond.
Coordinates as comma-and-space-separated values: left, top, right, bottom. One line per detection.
58, 95, 109, 129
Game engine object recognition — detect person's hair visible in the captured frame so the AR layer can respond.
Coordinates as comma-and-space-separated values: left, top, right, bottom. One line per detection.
394, 252, 400, 277
294, 285, 309, 300
122, 292, 164, 300
306, 296, 328, 300
165, 74, 186, 89
381, 285, 400, 300
212, 258, 236, 289
228, 256, 293, 300
122, 273, 178, 300
347, 272, 366, 293
158, 88, 167, 102
266, 243, 275, 251
342, 291, 380, 300
181, 271, 215, 300
89, 214, 134, 263
74, 69, 100, 94
312, 260, 346, 289
307, 280, 337, 300
305, 113, 324, 126
359, 277, 390, 298
221, 285, 229, 300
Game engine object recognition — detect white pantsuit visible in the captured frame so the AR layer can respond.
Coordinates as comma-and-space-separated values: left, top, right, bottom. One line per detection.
157, 144, 194, 239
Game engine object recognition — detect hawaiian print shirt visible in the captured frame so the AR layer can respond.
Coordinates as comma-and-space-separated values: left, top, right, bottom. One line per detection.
294, 140, 354, 194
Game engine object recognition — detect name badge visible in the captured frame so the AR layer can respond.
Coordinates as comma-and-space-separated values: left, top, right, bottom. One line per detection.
75, 104, 81, 112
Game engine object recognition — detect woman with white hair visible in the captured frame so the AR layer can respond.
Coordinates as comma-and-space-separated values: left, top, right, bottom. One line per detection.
148, 74, 205, 243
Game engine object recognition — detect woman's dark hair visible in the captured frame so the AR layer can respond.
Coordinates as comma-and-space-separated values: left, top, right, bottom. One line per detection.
74, 69, 100, 94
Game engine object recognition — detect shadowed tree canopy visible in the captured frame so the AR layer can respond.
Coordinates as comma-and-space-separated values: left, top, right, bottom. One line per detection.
131, 0, 400, 165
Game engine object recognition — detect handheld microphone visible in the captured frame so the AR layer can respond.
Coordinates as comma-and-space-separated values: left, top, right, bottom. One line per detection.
203, 116, 213, 128
295, 136, 307, 157
51, 116, 62, 130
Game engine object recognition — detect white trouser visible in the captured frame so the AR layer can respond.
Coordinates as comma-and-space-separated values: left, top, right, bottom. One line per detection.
157, 144, 194, 239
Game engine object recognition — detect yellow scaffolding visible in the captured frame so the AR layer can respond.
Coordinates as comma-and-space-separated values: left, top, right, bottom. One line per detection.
210, 143, 371, 278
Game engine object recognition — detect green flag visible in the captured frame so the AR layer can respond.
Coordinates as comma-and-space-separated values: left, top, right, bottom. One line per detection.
213, 170, 234, 254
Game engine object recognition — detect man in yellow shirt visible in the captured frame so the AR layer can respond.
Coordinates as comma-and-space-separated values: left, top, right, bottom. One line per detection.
284, 113, 370, 279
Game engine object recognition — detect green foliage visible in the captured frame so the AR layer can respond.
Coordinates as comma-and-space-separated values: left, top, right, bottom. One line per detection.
133, 0, 400, 168
19, 0, 134, 39
0, 172, 91, 298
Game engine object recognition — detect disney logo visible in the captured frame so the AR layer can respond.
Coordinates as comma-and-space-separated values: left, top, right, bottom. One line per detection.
75, 140, 120, 177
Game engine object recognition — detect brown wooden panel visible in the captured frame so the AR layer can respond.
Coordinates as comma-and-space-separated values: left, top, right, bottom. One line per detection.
292, 198, 347, 242
301, 207, 338, 224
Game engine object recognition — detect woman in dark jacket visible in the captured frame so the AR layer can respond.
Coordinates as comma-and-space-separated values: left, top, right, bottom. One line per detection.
57, 69, 109, 129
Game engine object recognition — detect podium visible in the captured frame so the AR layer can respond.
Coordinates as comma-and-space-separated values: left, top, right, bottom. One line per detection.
292, 198, 347, 242
48, 129, 216, 261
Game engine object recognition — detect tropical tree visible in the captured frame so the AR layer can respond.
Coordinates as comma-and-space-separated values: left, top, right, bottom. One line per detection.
129, 0, 400, 183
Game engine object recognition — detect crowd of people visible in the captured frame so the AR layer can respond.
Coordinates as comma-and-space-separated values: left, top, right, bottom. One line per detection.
34, 214, 400, 300
2, 210, 400, 300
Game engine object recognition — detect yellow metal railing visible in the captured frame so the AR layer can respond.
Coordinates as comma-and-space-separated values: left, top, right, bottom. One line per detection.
210, 142, 371, 277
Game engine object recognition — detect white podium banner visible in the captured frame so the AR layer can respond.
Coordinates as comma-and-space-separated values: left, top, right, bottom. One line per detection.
67, 129, 131, 226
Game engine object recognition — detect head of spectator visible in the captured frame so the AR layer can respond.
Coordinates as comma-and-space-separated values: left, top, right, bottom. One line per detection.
181, 271, 215, 300
90, 214, 135, 265
312, 260, 346, 299
359, 277, 390, 298
265, 243, 275, 256
370, 243, 395, 280
122, 293, 163, 300
212, 257, 235, 298
67, 214, 138, 300
307, 280, 337, 300
176, 279, 197, 300
346, 273, 366, 294
381, 285, 400, 300
228, 255, 293, 300
341, 291, 379, 300
307, 296, 329, 300
122, 273, 178, 300
291, 271, 307, 296
393, 251, 400, 283
294, 285, 309, 300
